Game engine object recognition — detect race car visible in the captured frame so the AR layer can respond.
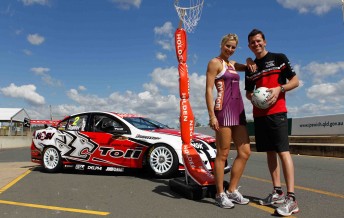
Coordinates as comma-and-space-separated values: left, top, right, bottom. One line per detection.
31, 111, 229, 178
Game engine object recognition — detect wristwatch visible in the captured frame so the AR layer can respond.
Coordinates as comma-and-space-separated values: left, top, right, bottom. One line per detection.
280, 85, 285, 93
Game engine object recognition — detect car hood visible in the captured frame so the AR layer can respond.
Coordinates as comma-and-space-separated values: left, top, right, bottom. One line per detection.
150, 128, 215, 143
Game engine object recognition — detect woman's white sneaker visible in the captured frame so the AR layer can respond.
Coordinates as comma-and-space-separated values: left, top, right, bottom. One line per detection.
215, 192, 235, 208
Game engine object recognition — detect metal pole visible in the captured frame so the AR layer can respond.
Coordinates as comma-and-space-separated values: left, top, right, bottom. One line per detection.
50, 105, 52, 120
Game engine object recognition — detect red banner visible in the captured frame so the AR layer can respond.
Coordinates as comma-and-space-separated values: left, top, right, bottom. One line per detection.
175, 28, 187, 63
179, 99, 194, 145
182, 143, 215, 186
175, 27, 214, 186
178, 63, 189, 99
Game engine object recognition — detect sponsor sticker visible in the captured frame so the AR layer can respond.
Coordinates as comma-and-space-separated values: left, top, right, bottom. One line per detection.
105, 167, 124, 172
87, 166, 102, 171
75, 164, 85, 170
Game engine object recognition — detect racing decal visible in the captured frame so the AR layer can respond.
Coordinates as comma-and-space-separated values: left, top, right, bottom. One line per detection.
98, 147, 142, 159
64, 164, 74, 168
87, 166, 102, 171
105, 167, 124, 172
92, 157, 127, 167
74, 164, 124, 172
35, 131, 55, 140
175, 28, 187, 63
191, 140, 215, 170
113, 136, 128, 140
135, 134, 161, 140
75, 164, 85, 170
128, 138, 154, 147
55, 131, 98, 161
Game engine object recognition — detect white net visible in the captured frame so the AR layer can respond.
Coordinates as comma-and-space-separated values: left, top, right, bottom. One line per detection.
174, 0, 204, 33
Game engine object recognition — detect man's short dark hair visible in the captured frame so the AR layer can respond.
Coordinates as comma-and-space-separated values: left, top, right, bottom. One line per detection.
248, 29, 265, 42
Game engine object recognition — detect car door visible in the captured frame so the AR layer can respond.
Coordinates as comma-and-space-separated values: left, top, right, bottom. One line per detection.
86, 113, 144, 168
56, 114, 99, 163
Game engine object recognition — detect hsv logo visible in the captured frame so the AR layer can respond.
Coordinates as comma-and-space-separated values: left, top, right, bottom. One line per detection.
36, 131, 55, 141
265, 60, 275, 68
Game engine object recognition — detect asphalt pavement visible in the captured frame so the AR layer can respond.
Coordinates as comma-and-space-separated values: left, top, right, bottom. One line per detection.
0, 147, 343, 218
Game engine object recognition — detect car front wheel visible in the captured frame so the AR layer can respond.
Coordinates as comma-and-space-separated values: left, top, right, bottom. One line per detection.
147, 144, 178, 178
43, 147, 62, 173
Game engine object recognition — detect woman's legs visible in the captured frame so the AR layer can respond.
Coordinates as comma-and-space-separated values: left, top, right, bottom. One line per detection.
214, 127, 232, 194
228, 125, 251, 192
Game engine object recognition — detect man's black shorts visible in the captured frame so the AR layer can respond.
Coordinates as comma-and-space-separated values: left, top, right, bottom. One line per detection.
254, 112, 289, 152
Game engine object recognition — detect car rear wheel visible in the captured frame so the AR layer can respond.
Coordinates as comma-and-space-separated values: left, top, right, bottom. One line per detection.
43, 147, 62, 173
147, 144, 178, 178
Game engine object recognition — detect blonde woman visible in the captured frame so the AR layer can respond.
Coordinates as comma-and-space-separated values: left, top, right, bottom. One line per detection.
205, 33, 255, 208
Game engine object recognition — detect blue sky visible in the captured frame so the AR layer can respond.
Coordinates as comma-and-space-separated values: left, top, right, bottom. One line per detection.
0, 0, 343, 127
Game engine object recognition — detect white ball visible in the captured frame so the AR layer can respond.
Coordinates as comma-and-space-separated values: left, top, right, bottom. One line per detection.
252, 87, 271, 109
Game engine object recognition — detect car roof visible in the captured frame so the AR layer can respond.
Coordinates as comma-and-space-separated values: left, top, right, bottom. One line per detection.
64, 111, 145, 119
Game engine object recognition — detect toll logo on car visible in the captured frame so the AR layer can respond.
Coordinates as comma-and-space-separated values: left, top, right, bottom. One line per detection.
99, 147, 142, 159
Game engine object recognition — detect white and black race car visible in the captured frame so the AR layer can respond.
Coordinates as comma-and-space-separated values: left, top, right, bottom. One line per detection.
31, 111, 229, 178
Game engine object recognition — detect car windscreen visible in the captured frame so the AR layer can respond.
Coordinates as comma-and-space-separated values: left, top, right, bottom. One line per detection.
123, 117, 169, 130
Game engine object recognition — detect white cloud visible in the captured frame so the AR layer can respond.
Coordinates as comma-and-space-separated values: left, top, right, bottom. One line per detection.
142, 83, 159, 95
31, 66, 208, 127
110, 0, 142, 10
288, 103, 344, 118
15, 29, 23, 35
21, 0, 50, 6
276, 0, 340, 15
27, 34, 45, 45
22, 49, 32, 56
78, 85, 87, 91
156, 39, 173, 51
304, 61, 344, 77
0, 83, 45, 105
67, 89, 108, 106
156, 52, 167, 61
301, 61, 344, 84
154, 22, 173, 37
150, 67, 179, 92
31, 67, 62, 87
31, 67, 50, 74
306, 79, 344, 104
154, 22, 174, 51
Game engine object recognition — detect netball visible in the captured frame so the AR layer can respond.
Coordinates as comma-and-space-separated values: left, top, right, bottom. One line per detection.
252, 87, 271, 109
